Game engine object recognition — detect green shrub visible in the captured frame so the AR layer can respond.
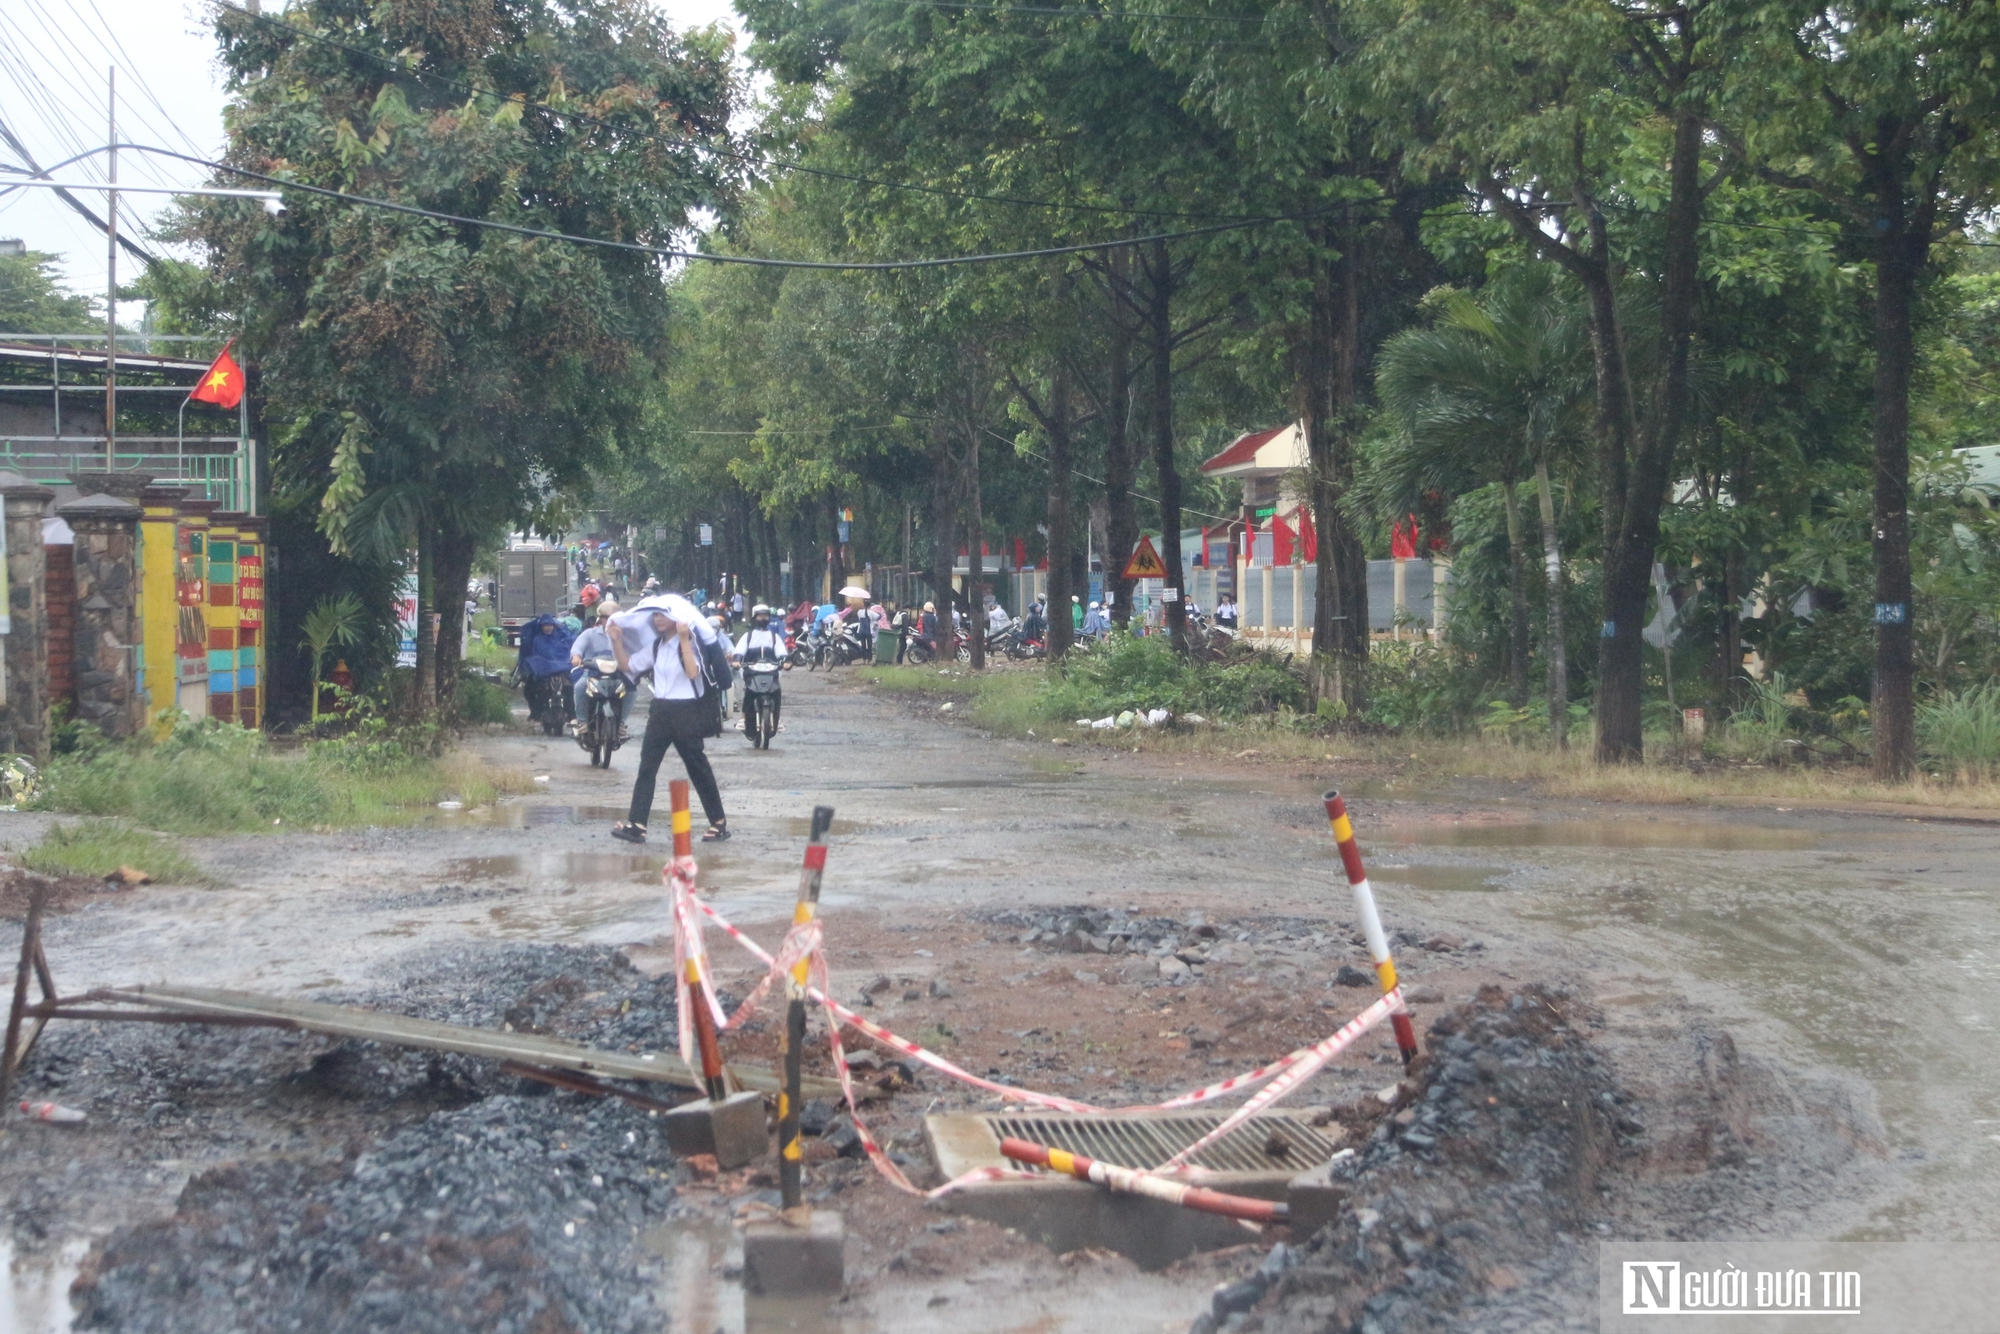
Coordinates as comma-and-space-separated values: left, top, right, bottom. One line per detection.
1362, 640, 1489, 733
1037, 632, 1307, 720
1918, 683, 2000, 780
455, 674, 516, 726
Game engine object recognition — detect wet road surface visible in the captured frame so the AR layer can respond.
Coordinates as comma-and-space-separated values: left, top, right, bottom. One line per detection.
8, 667, 1998, 1329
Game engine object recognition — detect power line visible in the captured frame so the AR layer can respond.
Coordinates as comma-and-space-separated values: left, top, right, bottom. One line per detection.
130, 141, 1312, 269
883, 0, 1283, 23
211, 0, 1274, 221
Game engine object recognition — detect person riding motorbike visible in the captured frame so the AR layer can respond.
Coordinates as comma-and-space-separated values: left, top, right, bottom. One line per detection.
516, 613, 577, 728
732, 604, 788, 733
569, 599, 633, 743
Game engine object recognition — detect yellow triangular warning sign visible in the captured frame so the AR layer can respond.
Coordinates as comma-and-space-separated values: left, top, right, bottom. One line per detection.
1120, 535, 1169, 580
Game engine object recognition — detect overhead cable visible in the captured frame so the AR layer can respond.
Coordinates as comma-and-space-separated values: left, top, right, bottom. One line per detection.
127, 142, 1321, 268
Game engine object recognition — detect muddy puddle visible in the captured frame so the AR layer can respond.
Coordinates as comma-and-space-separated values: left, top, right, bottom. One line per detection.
438, 850, 681, 885
1370, 862, 1511, 893
643, 1218, 1205, 1333
429, 803, 634, 829
1381, 819, 1820, 851
2, 1237, 86, 1334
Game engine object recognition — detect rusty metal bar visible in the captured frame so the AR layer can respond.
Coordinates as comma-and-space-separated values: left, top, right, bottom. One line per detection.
2, 883, 49, 1102
499, 1060, 695, 1115
95, 982, 841, 1098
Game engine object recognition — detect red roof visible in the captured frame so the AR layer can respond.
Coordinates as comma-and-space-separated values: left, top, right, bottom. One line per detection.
1200, 426, 1285, 474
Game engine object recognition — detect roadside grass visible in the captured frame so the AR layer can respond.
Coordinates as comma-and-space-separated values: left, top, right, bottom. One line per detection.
858, 664, 2000, 811
32, 721, 536, 834
1425, 739, 2000, 810
18, 821, 205, 883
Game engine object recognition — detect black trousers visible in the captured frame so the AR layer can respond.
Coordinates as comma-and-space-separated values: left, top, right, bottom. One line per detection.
627, 697, 724, 828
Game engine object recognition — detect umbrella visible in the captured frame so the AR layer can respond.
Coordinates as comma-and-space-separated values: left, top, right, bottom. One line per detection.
837, 585, 872, 599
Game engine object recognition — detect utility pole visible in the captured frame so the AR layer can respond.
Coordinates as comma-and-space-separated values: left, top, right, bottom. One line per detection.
103, 68, 117, 471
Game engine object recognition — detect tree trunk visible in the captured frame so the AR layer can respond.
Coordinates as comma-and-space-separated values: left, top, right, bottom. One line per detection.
433, 526, 476, 720
1104, 245, 1139, 629
1869, 200, 1924, 781
1598, 110, 1703, 763
1147, 238, 1188, 648
826, 495, 846, 597
1533, 461, 1567, 748
1502, 479, 1530, 708
1304, 217, 1369, 708
965, 424, 985, 670
1045, 355, 1077, 660
412, 526, 436, 721
927, 430, 956, 615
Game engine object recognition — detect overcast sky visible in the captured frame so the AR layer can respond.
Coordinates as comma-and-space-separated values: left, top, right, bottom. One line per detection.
0, 0, 744, 315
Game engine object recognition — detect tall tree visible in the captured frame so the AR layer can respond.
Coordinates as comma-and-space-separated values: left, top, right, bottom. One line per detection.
1735, 0, 2000, 778
1359, 0, 1732, 758
189, 0, 734, 717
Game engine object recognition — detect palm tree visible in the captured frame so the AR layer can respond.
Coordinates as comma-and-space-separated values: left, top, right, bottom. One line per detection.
300, 593, 367, 723
1373, 266, 1592, 743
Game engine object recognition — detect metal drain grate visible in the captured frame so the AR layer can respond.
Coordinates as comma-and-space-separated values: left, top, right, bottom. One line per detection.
928, 1108, 1344, 1185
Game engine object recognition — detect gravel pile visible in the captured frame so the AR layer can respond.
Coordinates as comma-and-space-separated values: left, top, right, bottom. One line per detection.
1199, 984, 1626, 1334
72, 1093, 681, 1334
53, 944, 714, 1334
977, 906, 1480, 983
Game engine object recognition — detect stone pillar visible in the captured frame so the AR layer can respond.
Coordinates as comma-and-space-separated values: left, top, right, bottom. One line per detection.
58, 493, 145, 738
0, 475, 55, 760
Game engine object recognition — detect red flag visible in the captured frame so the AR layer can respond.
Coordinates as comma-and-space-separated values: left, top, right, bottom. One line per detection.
1390, 515, 1420, 560
189, 340, 244, 410
1272, 514, 1295, 566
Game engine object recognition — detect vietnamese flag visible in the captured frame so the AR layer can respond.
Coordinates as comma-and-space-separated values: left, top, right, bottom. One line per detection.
189, 340, 244, 410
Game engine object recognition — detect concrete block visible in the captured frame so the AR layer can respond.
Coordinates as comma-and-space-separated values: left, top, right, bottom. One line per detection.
662, 1091, 767, 1170
742, 1209, 844, 1297
1284, 1161, 1350, 1236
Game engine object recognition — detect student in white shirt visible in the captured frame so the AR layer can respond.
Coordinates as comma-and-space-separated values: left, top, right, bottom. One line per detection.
605, 593, 729, 844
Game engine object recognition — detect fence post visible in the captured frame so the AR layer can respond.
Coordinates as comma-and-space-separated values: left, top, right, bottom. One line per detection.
57, 491, 145, 738
0, 475, 54, 759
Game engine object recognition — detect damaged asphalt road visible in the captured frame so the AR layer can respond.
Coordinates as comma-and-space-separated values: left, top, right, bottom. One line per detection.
2, 669, 1991, 1331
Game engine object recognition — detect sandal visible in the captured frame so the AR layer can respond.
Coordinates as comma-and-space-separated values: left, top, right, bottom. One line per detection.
702, 822, 731, 843
610, 822, 647, 844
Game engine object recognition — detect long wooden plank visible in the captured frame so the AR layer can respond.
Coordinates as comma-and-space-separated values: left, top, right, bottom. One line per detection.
104, 984, 841, 1100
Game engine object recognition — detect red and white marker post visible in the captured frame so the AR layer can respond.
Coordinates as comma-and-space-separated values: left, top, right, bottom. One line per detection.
1324, 789, 1420, 1067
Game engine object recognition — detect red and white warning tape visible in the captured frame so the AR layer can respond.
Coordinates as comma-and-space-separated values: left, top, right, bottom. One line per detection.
668, 866, 1406, 1197
1159, 989, 1401, 1168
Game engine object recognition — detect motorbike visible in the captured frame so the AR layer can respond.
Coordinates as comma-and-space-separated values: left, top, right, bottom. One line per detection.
518, 667, 573, 737
804, 619, 868, 669
741, 660, 782, 749
576, 657, 630, 769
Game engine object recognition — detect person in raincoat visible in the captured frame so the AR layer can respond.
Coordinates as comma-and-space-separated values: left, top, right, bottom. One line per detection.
517, 614, 577, 724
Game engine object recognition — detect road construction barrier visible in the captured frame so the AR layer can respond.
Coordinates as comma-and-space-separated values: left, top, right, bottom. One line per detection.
666, 791, 1419, 1204
1325, 789, 1420, 1067
780, 806, 835, 1213
999, 1136, 1287, 1224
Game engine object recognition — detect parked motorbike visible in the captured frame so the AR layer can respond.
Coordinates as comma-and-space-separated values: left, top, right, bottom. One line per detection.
741, 660, 782, 749
518, 667, 573, 737
576, 658, 630, 769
